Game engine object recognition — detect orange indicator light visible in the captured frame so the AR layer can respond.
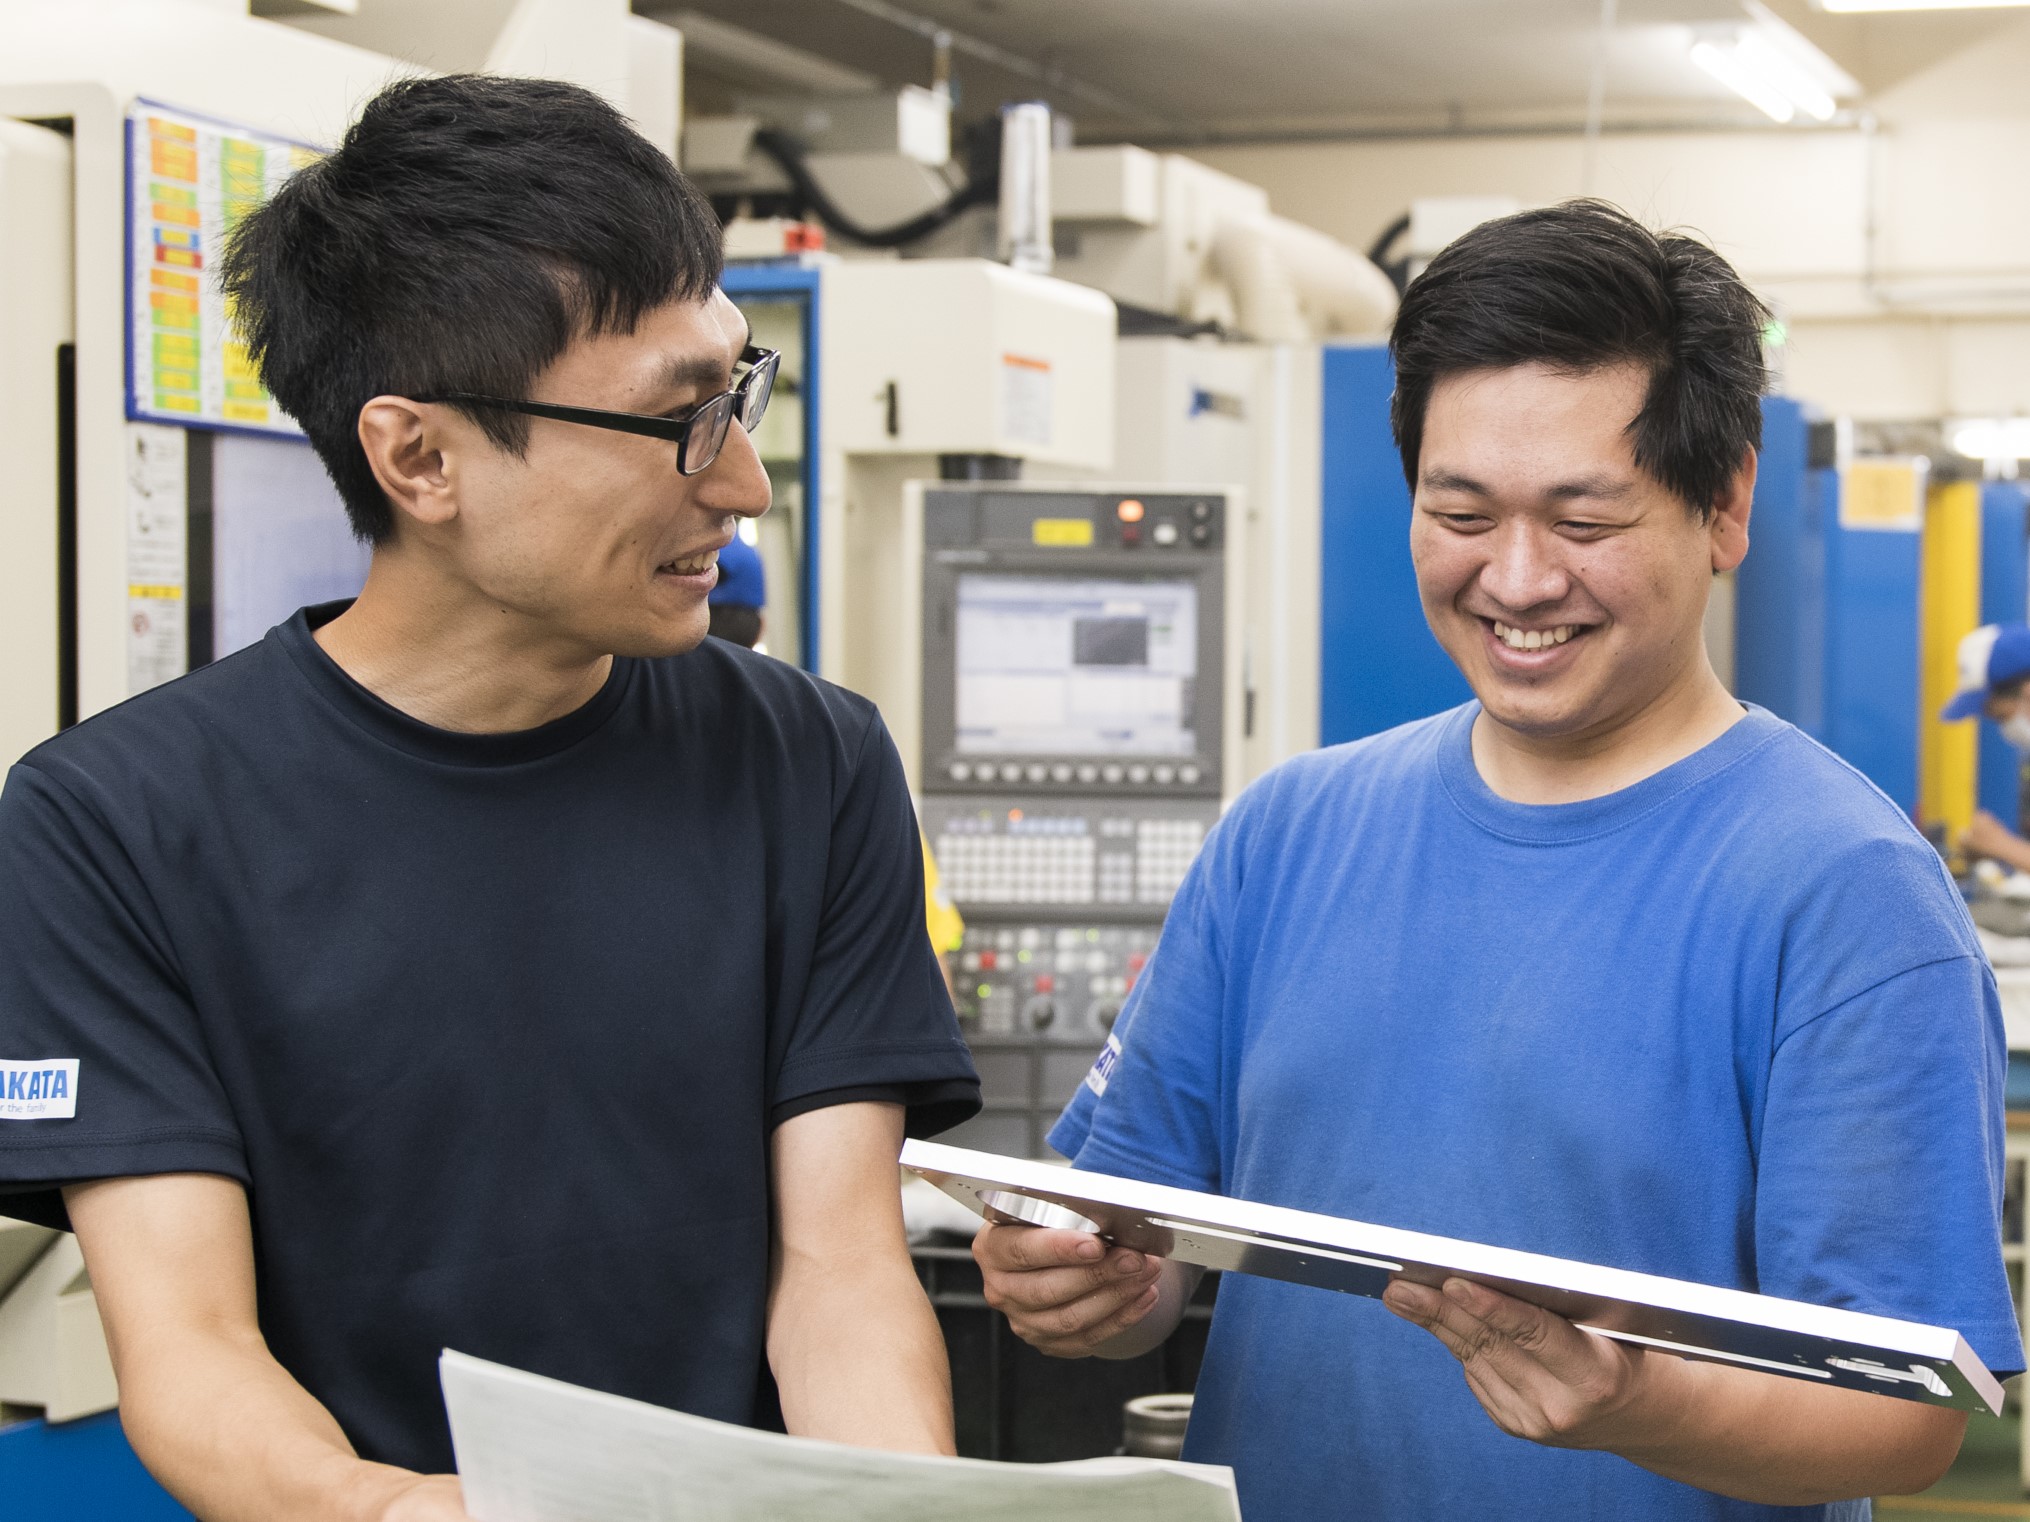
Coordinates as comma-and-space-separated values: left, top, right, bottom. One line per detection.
1117, 499, 1146, 523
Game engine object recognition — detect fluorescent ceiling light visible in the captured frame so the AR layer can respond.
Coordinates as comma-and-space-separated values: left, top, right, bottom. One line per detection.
1692, 38, 1798, 122
1817, 0, 2030, 12
1691, 13, 1857, 125
1953, 419, 2030, 461
1735, 30, 1838, 119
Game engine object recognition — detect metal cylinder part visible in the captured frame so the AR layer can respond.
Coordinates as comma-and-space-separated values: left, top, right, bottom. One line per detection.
1121, 1392, 1194, 1461
998, 101, 1053, 276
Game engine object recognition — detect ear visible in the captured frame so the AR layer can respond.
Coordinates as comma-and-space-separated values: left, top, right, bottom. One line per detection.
357, 397, 460, 534
1709, 447, 1755, 574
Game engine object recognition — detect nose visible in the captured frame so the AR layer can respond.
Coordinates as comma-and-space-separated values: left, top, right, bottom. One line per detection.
692, 414, 771, 523
1478, 519, 1570, 614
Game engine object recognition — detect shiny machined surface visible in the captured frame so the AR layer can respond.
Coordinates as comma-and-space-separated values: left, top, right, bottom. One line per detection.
905, 1139, 2006, 1416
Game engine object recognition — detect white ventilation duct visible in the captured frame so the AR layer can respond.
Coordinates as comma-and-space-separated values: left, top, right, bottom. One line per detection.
1211, 213, 1398, 344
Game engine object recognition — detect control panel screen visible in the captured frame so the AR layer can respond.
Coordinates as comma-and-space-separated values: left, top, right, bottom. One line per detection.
955, 575, 1198, 758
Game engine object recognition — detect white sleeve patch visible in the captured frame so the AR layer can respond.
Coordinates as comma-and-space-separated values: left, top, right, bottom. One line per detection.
0, 1059, 79, 1119
1083, 1033, 1124, 1098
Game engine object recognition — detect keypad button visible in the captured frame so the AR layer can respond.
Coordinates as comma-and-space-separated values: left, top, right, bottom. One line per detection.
948, 762, 971, 782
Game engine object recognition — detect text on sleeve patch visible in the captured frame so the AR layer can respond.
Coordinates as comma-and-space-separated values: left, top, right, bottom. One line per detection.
0, 1059, 79, 1119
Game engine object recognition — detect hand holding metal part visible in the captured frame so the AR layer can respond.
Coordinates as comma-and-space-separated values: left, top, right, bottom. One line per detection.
914, 1141, 2002, 1414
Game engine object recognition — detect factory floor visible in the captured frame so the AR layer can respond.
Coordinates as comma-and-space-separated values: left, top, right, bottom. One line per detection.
1879, 1407, 2028, 1519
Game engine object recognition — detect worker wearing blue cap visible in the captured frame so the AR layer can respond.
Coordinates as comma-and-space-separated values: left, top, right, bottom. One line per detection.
707, 531, 767, 650
1944, 622, 2030, 870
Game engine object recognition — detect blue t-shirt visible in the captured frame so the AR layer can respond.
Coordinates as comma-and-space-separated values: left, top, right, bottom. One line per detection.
1051, 702, 2019, 1522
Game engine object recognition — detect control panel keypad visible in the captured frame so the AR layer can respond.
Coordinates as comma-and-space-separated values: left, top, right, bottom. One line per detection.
928, 798, 1214, 913
952, 922, 1160, 1043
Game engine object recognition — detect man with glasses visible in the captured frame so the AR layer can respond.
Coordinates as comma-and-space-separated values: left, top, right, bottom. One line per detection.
0, 76, 978, 1522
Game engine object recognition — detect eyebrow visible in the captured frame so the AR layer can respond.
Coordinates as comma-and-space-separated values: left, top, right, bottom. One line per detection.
656, 318, 753, 396
1420, 469, 1635, 503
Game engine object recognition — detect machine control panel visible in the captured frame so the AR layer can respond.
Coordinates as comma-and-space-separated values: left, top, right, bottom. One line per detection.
920, 486, 1231, 799
916, 484, 1234, 1158
940, 920, 1161, 1158
952, 921, 1161, 1044
923, 488, 1225, 553
920, 794, 1215, 916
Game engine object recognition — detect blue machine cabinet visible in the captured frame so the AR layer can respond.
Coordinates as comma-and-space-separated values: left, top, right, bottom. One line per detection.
719, 263, 822, 673
1318, 345, 1469, 745
0, 1413, 191, 1519
1981, 481, 2030, 822
1822, 479, 1922, 814
1734, 397, 1828, 742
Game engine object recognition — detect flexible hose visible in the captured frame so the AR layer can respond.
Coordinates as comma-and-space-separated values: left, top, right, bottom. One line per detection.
750, 126, 997, 249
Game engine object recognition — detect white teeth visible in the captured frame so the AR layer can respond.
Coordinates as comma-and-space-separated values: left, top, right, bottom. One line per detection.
1493, 621, 1577, 651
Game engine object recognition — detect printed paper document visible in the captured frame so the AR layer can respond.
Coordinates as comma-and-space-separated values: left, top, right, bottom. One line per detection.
441, 1350, 1242, 1522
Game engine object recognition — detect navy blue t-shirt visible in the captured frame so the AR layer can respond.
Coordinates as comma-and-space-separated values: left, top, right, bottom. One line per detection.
0, 604, 978, 1472
1053, 702, 2019, 1522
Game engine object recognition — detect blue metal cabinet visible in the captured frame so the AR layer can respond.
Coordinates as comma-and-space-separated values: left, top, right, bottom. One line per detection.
1980, 480, 2030, 822
1318, 345, 1469, 745
1734, 398, 1828, 740
719, 264, 822, 673
0, 1413, 191, 1519
1822, 477, 1922, 814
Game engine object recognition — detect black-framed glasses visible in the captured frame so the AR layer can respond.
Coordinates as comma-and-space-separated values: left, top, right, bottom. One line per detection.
416, 345, 779, 476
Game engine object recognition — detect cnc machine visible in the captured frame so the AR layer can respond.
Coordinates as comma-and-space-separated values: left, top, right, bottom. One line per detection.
913, 483, 1243, 1158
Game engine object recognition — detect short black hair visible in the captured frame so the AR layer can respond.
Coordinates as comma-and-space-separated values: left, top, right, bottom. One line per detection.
1389, 199, 1768, 520
221, 74, 724, 542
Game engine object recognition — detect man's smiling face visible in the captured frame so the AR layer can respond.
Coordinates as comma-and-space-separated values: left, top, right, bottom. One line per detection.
430, 289, 771, 661
1409, 360, 1749, 746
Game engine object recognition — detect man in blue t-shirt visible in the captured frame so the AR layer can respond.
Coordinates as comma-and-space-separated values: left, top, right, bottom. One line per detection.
976, 200, 2020, 1520
0, 78, 977, 1522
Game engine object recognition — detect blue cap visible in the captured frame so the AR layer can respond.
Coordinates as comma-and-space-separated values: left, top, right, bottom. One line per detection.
708, 533, 766, 609
1941, 623, 2030, 720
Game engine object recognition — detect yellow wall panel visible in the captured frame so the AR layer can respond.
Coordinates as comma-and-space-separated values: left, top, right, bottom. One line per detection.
1920, 481, 1982, 842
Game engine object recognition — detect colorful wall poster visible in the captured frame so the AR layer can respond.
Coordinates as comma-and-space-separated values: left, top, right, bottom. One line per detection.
126, 102, 321, 434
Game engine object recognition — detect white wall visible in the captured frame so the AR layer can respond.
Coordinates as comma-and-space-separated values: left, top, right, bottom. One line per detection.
1187, 16, 2030, 421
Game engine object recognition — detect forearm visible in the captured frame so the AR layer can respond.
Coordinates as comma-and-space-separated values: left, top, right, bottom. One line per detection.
1605, 1352, 1965, 1505
1093, 1260, 1201, 1361
1982, 831, 2030, 876
114, 1322, 433, 1522
767, 1247, 955, 1454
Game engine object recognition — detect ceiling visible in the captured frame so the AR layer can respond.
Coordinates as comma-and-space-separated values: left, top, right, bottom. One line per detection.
650, 0, 2022, 143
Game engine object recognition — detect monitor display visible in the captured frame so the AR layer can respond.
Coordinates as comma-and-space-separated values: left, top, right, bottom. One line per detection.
955, 574, 1197, 757
211, 433, 370, 658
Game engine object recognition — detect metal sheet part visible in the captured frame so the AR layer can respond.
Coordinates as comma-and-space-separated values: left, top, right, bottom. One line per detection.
903, 1140, 2006, 1416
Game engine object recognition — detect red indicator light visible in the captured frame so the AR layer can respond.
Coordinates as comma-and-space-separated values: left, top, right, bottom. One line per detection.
1117, 499, 1146, 523
1035, 975, 1056, 994
980, 951, 998, 970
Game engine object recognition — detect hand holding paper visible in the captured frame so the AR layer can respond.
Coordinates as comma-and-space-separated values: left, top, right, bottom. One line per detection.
439, 1351, 1242, 1522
